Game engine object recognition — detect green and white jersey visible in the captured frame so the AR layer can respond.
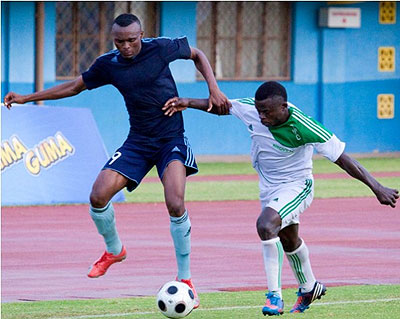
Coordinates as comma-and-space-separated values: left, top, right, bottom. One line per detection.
230, 98, 345, 185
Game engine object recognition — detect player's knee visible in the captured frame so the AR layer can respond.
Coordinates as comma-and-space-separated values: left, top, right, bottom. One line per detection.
256, 215, 280, 240
166, 197, 185, 217
90, 190, 109, 208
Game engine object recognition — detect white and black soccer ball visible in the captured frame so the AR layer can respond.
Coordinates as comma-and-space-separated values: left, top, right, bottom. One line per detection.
156, 280, 195, 318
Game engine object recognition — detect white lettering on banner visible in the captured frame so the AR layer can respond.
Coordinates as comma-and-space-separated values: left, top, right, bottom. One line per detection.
1, 132, 75, 175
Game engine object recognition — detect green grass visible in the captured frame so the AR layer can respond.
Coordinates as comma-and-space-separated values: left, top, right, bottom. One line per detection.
196, 156, 400, 175
2, 285, 400, 319
140, 157, 400, 177
125, 177, 400, 203
316, 177, 399, 198
124, 156, 400, 203
309, 156, 400, 174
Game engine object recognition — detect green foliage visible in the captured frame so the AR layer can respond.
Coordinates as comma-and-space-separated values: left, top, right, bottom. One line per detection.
2, 285, 400, 319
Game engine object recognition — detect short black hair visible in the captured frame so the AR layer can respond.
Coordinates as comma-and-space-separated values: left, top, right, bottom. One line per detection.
255, 81, 287, 102
113, 13, 141, 28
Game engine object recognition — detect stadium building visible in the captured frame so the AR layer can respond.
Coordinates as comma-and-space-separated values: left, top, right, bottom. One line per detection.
2, 1, 399, 155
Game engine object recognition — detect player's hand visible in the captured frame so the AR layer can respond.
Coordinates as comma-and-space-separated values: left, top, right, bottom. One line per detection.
374, 185, 399, 208
163, 97, 189, 117
208, 89, 230, 115
3, 92, 25, 109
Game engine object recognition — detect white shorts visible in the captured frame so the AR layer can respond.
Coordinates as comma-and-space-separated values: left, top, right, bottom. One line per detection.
260, 178, 314, 230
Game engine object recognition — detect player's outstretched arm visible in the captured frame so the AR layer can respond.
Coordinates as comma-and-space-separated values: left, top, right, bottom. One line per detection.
334, 152, 399, 207
189, 47, 231, 115
163, 97, 225, 117
3, 76, 87, 109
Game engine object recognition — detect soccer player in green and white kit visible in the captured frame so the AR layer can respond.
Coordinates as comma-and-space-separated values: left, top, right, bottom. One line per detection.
162, 81, 399, 316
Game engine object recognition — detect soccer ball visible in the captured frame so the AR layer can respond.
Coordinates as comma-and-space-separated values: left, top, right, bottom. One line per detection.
156, 280, 195, 318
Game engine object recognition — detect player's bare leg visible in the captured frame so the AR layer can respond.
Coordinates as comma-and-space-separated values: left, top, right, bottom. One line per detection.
162, 160, 186, 218
88, 169, 128, 278
90, 169, 128, 208
278, 224, 301, 252
257, 207, 285, 315
162, 160, 199, 308
279, 224, 326, 313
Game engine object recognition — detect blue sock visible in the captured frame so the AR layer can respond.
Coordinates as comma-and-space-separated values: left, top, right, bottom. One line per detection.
170, 210, 191, 280
90, 202, 122, 255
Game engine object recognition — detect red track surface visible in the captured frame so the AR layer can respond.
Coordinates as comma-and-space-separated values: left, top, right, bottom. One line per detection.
2, 197, 400, 302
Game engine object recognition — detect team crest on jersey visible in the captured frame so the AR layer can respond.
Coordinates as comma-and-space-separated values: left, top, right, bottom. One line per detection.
248, 124, 254, 131
291, 125, 301, 141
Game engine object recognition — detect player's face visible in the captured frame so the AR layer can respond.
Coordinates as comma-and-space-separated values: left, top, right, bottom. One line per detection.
255, 96, 289, 127
111, 22, 144, 59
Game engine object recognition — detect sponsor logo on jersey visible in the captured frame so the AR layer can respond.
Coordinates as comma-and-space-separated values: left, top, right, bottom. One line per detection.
272, 143, 294, 153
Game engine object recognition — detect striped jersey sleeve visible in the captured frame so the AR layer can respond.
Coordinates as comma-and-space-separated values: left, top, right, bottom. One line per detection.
289, 106, 345, 161
290, 106, 333, 144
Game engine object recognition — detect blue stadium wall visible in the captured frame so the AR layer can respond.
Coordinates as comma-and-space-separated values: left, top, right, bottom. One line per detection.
2, 1, 399, 156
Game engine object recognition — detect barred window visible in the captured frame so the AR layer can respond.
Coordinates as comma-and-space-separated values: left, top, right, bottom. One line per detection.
197, 2, 291, 80
56, 1, 159, 80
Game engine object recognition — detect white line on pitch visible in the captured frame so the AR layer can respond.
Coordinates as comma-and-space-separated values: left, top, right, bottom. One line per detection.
48, 297, 400, 319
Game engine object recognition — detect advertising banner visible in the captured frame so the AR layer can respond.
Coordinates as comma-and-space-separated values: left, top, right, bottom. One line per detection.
1, 105, 125, 206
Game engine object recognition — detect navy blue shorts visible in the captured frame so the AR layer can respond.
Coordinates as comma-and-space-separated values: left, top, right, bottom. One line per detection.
103, 136, 198, 192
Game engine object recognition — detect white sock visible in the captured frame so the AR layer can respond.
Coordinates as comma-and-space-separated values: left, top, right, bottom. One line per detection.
261, 237, 284, 298
285, 239, 316, 292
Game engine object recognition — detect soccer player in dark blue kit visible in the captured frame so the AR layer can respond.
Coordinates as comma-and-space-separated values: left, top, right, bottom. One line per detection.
4, 13, 230, 307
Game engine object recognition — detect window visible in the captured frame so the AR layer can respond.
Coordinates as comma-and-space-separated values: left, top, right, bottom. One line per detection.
196, 2, 291, 80
56, 1, 159, 80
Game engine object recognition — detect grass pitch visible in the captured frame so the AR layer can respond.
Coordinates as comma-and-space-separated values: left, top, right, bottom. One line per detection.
125, 156, 400, 203
126, 176, 399, 203
141, 156, 400, 177
2, 284, 400, 319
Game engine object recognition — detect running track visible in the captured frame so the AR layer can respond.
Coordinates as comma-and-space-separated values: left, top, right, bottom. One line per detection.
2, 197, 400, 302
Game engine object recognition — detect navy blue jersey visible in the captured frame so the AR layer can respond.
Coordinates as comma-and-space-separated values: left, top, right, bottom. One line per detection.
82, 36, 191, 140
